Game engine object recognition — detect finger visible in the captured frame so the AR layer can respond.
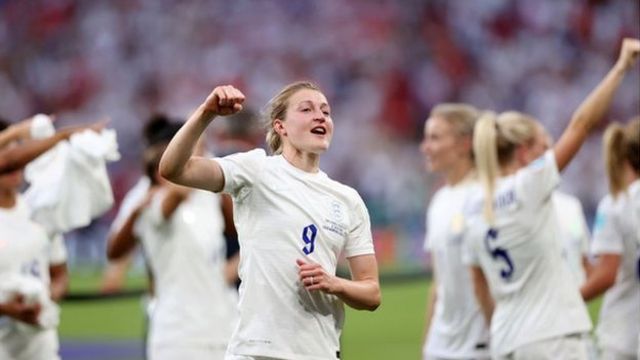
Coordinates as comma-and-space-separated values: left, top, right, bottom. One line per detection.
296, 259, 307, 267
219, 86, 232, 107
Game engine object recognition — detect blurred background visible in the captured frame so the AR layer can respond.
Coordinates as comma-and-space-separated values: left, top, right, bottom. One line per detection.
1, 0, 639, 359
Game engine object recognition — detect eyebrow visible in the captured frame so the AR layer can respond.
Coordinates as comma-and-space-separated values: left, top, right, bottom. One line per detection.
297, 100, 330, 109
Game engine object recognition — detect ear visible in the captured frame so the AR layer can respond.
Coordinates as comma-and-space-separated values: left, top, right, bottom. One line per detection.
515, 144, 529, 167
274, 119, 287, 136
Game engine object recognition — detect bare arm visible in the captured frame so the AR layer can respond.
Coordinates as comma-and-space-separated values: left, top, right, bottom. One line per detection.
580, 254, 620, 301
0, 121, 106, 174
159, 85, 245, 192
106, 189, 155, 260
159, 184, 191, 219
297, 255, 381, 311
470, 266, 494, 325
0, 118, 32, 148
100, 255, 134, 293
0, 296, 41, 326
49, 263, 69, 302
224, 253, 240, 285
554, 38, 640, 171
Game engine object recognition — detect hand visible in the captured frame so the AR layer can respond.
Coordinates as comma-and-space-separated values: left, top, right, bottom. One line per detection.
616, 38, 640, 71
202, 85, 245, 116
296, 259, 341, 294
0, 295, 42, 326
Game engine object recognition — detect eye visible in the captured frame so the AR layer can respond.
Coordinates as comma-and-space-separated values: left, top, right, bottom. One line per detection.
323, 111, 330, 116
301, 108, 311, 112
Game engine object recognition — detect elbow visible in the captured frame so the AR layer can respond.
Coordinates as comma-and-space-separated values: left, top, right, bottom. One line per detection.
158, 157, 177, 182
363, 286, 382, 311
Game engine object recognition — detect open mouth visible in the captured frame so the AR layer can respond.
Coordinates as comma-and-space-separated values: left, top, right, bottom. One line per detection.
310, 126, 327, 135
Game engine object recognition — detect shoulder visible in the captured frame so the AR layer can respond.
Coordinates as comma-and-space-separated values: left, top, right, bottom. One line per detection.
552, 191, 582, 210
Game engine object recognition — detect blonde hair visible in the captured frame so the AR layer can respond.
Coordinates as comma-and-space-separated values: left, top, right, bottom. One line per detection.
263, 81, 322, 154
473, 111, 539, 223
430, 103, 479, 158
603, 117, 640, 197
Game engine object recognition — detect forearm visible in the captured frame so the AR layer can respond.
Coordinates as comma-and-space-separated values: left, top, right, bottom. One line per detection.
0, 130, 70, 173
0, 126, 22, 149
49, 270, 69, 302
580, 268, 615, 301
333, 277, 380, 311
106, 210, 141, 260
475, 286, 494, 325
159, 106, 215, 183
569, 64, 626, 135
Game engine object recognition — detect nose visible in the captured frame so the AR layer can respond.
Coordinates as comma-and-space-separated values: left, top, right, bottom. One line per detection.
313, 108, 326, 122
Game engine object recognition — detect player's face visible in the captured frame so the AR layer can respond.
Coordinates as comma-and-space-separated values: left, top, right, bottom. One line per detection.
278, 89, 333, 155
420, 116, 468, 172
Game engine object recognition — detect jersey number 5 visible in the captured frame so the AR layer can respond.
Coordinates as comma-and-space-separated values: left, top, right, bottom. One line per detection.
484, 228, 514, 280
302, 224, 318, 255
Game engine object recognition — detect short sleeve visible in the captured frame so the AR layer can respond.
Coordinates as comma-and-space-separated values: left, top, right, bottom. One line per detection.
516, 150, 560, 207
215, 149, 266, 198
344, 194, 375, 258
591, 197, 624, 255
48, 234, 67, 265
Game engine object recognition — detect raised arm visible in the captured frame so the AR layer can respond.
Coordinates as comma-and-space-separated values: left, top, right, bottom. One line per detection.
554, 38, 640, 171
159, 85, 245, 192
0, 120, 106, 174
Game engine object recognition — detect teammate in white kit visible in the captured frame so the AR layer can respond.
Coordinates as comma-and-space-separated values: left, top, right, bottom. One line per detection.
108, 144, 238, 360
419, 104, 490, 360
580, 117, 640, 360
0, 119, 70, 360
160, 82, 381, 360
464, 38, 640, 359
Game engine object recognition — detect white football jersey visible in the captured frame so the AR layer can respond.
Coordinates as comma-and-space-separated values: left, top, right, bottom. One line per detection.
463, 150, 591, 357
135, 188, 238, 351
0, 196, 61, 360
552, 191, 590, 286
422, 176, 490, 359
591, 179, 640, 357
217, 149, 374, 360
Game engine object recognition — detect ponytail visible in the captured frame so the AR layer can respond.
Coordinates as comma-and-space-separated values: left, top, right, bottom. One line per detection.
603, 124, 626, 197
604, 117, 640, 198
473, 112, 500, 224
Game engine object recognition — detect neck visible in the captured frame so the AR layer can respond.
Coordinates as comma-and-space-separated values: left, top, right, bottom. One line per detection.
623, 163, 639, 188
445, 160, 474, 186
281, 147, 320, 173
501, 159, 521, 177
0, 188, 17, 208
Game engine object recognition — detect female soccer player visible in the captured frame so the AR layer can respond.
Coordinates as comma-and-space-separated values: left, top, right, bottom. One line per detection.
108, 143, 238, 360
0, 118, 93, 360
580, 117, 639, 360
420, 104, 490, 360
160, 81, 381, 359
464, 38, 640, 359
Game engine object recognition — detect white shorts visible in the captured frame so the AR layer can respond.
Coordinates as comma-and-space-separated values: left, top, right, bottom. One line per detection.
148, 344, 227, 360
496, 334, 589, 360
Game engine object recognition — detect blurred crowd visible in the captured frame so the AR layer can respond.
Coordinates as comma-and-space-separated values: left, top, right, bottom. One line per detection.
1, 0, 638, 271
